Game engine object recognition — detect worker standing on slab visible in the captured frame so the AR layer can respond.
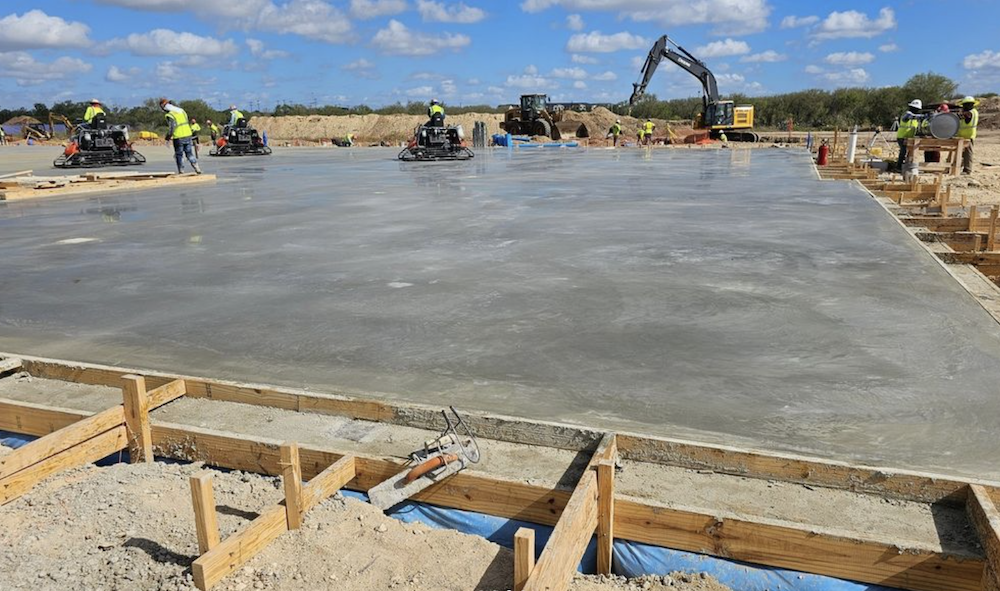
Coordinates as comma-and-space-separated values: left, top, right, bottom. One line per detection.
190, 118, 202, 158
958, 96, 979, 175
228, 105, 244, 128
643, 118, 655, 145
207, 119, 219, 142
83, 99, 105, 125
895, 99, 921, 171
160, 98, 202, 175
427, 99, 445, 127
607, 119, 623, 147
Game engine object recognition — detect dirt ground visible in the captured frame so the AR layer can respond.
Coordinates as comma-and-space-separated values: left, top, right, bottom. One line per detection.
0, 457, 728, 591
573, 573, 730, 591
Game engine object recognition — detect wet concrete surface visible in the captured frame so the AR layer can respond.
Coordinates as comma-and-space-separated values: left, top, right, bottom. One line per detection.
1, 144, 999, 478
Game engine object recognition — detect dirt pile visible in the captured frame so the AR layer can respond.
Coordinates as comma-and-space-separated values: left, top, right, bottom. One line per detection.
977, 96, 1000, 131
250, 113, 505, 144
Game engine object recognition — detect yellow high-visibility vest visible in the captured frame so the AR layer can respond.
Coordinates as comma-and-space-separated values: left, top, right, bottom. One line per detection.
428, 104, 444, 117
610, 123, 621, 135
643, 121, 655, 133
84, 106, 105, 123
958, 108, 978, 140
896, 114, 919, 139
166, 109, 193, 139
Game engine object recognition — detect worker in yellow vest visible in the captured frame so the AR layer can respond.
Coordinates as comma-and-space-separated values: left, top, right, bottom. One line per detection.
83, 99, 105, 125
643, 119, 655, 145
895, 99, 922, 171
427, 99, 445, 127
228, 105, 245, 128
607, 119, 623, 147
206, 119, 219, 141
190, 118, 202, 157
957, 96, 979, 174
159, 98, 201, 175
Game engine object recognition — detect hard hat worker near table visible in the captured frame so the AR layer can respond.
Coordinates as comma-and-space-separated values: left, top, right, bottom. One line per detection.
159, 98, 202, 175
958, 96, 979, 175
895, 99, 922, 171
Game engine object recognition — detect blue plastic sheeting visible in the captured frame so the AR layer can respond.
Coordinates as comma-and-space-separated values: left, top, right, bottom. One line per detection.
0, 429, 902, 591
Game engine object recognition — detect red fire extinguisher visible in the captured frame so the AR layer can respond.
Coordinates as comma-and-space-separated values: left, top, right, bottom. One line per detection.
817, 142, 829, 166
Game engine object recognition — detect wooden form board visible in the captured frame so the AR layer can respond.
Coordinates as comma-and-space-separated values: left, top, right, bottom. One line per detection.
0, 397, 986, 591
191, 455, 356, 590
969, 485, 1000, 591
11, 352, 1000, 508
0, 173, 217, 201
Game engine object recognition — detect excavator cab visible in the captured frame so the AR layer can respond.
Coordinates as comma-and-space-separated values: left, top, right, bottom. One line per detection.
520, 94, 548, 121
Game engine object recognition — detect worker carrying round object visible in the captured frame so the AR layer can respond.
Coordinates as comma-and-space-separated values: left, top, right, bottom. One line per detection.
427, 99, 445, 127
955, 96, 979, 175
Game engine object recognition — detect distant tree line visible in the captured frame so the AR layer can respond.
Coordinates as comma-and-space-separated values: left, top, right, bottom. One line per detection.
1, 73, 993, 134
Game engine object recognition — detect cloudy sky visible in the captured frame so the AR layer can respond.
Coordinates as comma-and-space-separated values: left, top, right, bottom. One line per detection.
0, 0, 996, 109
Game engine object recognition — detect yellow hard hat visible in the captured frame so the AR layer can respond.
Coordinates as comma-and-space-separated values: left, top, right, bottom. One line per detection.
961, 95, 979, 105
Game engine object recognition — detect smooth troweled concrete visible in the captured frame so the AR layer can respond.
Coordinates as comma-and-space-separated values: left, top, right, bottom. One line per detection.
1, 146, 999, 478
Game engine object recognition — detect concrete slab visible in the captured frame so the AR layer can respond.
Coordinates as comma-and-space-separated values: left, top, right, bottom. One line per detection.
1, 146, 999, 479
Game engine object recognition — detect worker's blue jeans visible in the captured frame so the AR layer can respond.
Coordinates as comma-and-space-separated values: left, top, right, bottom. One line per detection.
172, 137, 197, 171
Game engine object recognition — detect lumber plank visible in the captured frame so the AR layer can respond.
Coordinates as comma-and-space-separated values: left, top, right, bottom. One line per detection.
190, 473, 220, 555
0, 426, 127, 505
0, 398, 88, 436
596, 460, 615, 576
300, 455, 356, 513
968, 485, 1000, 568
523, 470, 599, 591
280, 443, 303, 529
147, 379, 186, 409
122, 375, 153, 463
192, 504, 288, 590
0, 405, 124, 479
514, 527, 536, 591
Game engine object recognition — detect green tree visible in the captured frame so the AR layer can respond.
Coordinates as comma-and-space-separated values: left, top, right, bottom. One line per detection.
902, 73, 958, 104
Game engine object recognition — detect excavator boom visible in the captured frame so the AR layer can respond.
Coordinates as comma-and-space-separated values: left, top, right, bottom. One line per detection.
629, 35, 719, 107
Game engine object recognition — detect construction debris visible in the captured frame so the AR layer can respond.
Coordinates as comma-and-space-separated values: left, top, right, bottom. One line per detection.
0, 170, 215, 201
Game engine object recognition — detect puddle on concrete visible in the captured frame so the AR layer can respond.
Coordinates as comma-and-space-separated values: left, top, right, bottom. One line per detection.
2, 147, 999, 479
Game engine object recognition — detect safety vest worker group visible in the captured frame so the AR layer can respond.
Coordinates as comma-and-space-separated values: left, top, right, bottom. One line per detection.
166, 108, 193, 139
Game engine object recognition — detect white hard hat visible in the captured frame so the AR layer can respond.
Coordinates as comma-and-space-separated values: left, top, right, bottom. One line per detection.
90, 98, 101, 104
616, 119, 621, 123
229, 104, 237, 110
961, 95, 977, 105
908, 99, 922, 109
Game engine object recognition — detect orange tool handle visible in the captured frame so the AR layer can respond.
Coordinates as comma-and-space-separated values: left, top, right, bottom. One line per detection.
404, 453, 459, 484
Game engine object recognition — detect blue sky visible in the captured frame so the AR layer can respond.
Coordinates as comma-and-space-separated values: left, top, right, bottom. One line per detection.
0, 0, 997, 110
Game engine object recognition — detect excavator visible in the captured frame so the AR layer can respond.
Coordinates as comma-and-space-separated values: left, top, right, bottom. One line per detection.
630, 35, 759, 142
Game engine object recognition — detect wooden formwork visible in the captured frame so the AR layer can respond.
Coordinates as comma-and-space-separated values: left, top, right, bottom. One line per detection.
1, 353, 999, 591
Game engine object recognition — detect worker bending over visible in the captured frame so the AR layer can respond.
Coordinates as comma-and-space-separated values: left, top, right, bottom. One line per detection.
83, 99, 105, 125
427, 99, 445, 127
607, 119, 623, 147
160, 98, 202, 175
206, 119, 219, 141
958, 96, 979, 175
895, 99, 921, 171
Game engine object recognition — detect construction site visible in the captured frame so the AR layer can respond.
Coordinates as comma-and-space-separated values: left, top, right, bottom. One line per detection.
5, 10, 1000, 591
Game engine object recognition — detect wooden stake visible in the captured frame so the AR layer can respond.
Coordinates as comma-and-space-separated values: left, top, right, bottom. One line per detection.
597, 459, 615, 576
988, 207, 999, 252
121, 374, 152, 463
280, 442, 303, 530
514, 527, 535, 591
190, 472, 220, 555
969, 206, 978, 232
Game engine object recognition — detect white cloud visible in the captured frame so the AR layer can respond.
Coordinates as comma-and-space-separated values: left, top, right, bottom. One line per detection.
521, 0, 770, 36
372, 19, 470, 55
824, 51, 874, 66
409, 71, 443, 79
740, 50, 786, 63
105, 65, 143, 83
878, 43, 898, 53
0, 10, 91, 50
524, 64, 538, 75
246, 38, 290, 59
505, 73, 557, 90
417, 0, 485, 23
573, 80, 587, 89
822, 68, 870, 86
467, 77, 479, 84
440, 79, 458, 95
566, 13, 584, 30
405, 85, 434, 97
94, 0, 269, 18
779, 15, 818, 29
105, 29, 238, 57
551, 66, 587, 79
964, 50, 1000, 70
0, 51, 91, 86
813, 7, 895, 40
342, 57, 379, 79
349, 0, 407, 18
804, 65, 824, 74
567, 31, 647, 53
695, 38, 750, 58
592, 71, 617, 81
571, 53, 597, 64
256, 1, 353, 43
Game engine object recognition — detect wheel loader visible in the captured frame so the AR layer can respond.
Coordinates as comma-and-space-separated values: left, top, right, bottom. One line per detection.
500, 94, 588, 140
